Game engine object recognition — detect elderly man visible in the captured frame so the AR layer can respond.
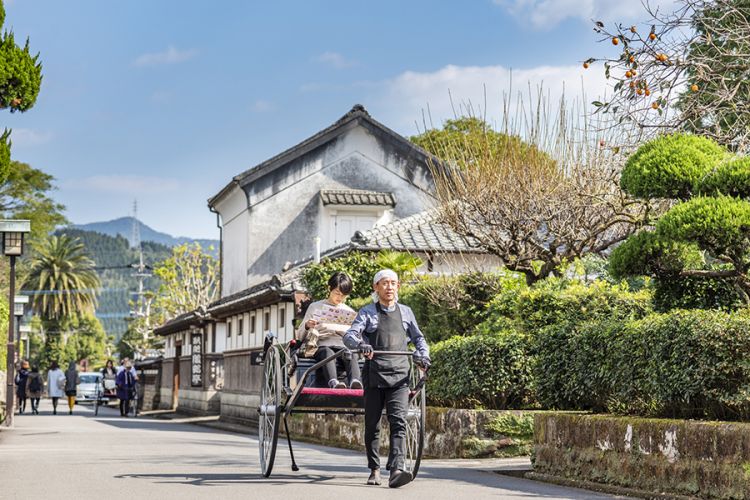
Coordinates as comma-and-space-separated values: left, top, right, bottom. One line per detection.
344, 269, 430, 488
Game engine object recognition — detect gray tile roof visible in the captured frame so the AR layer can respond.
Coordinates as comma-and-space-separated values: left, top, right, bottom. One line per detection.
320, 189, 395, 207
350, 209, 484, 253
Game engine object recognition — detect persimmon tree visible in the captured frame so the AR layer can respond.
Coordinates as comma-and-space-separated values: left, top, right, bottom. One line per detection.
585, 1, 750, 151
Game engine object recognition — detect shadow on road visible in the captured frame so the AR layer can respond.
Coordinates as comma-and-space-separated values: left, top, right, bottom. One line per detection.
114, 472, 336, 486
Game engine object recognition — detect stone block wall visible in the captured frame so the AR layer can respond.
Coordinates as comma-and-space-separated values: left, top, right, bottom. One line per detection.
534, 413, 750, 499
285, 408, 533, 459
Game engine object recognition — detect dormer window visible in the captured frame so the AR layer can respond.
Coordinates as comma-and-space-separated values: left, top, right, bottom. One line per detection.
320, 189, 395, 247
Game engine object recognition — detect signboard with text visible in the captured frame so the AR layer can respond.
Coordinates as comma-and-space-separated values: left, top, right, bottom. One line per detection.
191, 331, 203, 387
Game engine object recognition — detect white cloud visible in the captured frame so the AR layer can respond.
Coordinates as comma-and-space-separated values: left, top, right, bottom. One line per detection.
62, 175, 180, 195
133, 45, 198, 67
496, 0, 678, 29
314, 51, 357, 69
253, 99, 274, 112
8, 128, 54, 147
373, 63, 608, 134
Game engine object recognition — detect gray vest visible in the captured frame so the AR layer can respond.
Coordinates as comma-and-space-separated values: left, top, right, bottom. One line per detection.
363, 303, 410, 388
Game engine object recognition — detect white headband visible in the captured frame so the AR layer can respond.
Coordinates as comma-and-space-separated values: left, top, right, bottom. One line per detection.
373, 269, 398, 285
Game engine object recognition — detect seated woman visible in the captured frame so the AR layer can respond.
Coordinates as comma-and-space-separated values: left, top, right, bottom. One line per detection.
295, 272, 362, 389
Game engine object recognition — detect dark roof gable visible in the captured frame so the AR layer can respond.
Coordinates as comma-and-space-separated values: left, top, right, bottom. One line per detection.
207, 104, 437, 208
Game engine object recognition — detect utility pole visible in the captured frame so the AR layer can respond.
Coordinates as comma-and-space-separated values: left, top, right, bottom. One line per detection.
130, 201, 151, 359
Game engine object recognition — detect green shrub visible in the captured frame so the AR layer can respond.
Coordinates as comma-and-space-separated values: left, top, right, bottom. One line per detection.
427, 330, 533, 410
533, 308, 750, 420
622, 309, 750, 420
656, 195, 750, 256
620, 133, 727, 199
699, 156, 750, 198
513, 278, 652, 333
533, 318, 631, 411
653, 275, 746, 312
400, 272, 523, 343
301, 252, 381, 301
608, 231, 704, 279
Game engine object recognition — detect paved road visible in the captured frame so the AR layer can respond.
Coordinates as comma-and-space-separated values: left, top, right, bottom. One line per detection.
1, 399, 620, 500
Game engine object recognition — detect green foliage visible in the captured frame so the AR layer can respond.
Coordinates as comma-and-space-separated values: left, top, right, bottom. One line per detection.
620, 134, 727, 199
0, 1, 43, 183
608, 231, 704, 279
372, 250, 422, 282
486, 412, 535, 442
58, 229, 171, 339
60, 314, 107, 366
656, 195, 750, 256
699, 157, 750, 198
22, 234, 100, 321
1, 160, 67, 239
410, 116, 554, 168
152, 242, 219, 323
301, 251, 381, 301
512, 277, 652, 333
428, 330, 533, 410
399, 272, 522, 343
39, 330, 65, 372
0, 298, 9, 368
532, 309, 750, 420
653, 275, 746, 312
0, 32, 42, 112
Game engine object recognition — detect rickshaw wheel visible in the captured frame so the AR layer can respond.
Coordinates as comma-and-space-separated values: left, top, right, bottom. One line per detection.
404, 373, 426, 478
259, 344, 282, 477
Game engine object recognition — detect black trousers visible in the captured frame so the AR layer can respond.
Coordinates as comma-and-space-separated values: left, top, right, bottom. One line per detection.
119, 398, 130, 416
30, 398, 39, 412
364, 384, 409, 471
312, 346, 361, 385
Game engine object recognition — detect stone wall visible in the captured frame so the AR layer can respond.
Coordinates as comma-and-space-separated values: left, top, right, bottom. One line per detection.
285, 408, 533, 459
534, 413, 750, 499
219, 348, 262, 425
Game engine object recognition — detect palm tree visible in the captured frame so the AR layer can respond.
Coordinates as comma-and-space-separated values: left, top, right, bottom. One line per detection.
22, 234, 100, 321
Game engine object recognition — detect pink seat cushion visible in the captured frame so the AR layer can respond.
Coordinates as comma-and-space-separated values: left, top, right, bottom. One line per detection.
300, 387, 364, 397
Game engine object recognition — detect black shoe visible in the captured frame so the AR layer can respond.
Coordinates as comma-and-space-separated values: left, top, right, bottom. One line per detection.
367, 469, 381, 485
388, 469, 413, 488
69, 410, 72, 415
53, 409, 56, 415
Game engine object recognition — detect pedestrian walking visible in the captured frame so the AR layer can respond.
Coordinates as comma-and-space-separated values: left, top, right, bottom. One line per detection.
14, 360, 30, 414
64, 361, 80, 415
344, 269, 431, 488
46, 361, 65, 415
25, 365, 43, 414
116, 360, 136, 416
101, 359, 117, 400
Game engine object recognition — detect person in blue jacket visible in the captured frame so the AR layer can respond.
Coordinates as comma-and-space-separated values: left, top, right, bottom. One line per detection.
116, 360, 136, 416
344, 269, 430, 488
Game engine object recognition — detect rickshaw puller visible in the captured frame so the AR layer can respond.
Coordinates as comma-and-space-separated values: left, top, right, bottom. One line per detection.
344, 269, 430, 488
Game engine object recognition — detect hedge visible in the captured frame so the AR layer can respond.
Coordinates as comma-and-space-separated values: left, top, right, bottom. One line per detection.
534, 309, 750, 420
427, 330, 533, 410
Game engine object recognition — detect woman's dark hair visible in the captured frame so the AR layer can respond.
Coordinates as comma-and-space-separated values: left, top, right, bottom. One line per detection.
328, 272, 353, 295
105, 359, 114, 368
31, 365, 38, 372
50, 361, 59, 370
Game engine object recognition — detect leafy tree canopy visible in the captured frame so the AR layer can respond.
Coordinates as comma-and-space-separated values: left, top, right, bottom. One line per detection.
0, 0, 43, 182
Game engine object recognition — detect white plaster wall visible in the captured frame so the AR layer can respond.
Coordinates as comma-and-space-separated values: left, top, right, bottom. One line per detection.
214, 186, 249, 297
242, 130, 436, 285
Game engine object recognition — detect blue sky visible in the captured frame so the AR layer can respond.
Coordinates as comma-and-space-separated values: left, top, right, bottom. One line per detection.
2, 0, 673, 239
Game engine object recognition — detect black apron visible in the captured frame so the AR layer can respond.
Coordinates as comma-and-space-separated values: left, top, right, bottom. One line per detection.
363, 303, 410, 388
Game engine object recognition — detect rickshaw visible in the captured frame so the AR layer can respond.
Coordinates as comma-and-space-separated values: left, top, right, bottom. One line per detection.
258, 332, 427, 478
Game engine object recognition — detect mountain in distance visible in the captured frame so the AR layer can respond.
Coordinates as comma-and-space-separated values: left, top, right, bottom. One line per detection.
73, 217, 219, 252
